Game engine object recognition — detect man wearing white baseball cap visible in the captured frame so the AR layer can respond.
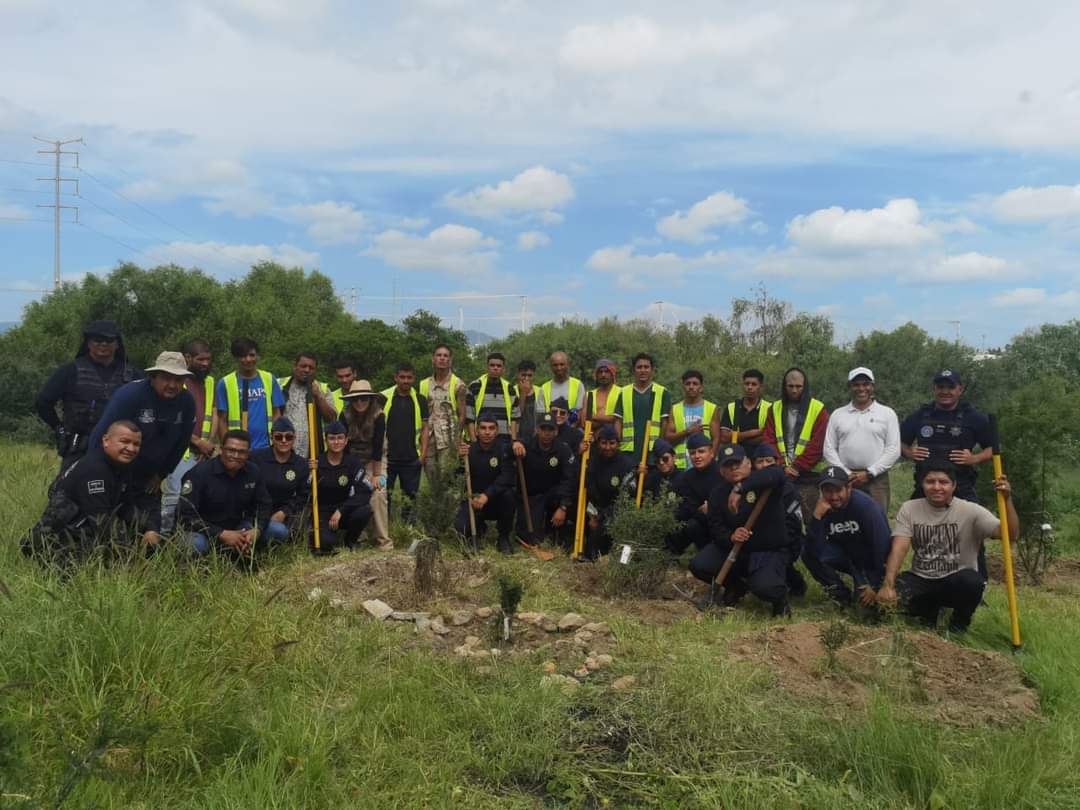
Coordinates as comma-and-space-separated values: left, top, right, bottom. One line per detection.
87, 351, 197, 547
822, 367, 900, 512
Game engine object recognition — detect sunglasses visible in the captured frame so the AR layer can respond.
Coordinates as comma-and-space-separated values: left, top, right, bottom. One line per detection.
550, 408, 568, 417
272, 432, 295, 441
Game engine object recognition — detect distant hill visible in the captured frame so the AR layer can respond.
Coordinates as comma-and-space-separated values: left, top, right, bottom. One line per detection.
464, 329, 496, 346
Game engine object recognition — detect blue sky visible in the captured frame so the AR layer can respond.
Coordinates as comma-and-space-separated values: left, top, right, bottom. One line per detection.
2, 1, 1079, 345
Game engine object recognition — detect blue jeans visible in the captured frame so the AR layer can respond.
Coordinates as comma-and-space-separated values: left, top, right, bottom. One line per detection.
161, 456, 199, 534
266, 520, 290, 544
185, 521, 252, 557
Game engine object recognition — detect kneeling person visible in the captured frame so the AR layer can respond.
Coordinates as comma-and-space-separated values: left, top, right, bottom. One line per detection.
804, 466, 892, 607
456, 412, 517, 553
516, 412, 575, 546
312, 421, 373, 553
584, 425, 637, 558
21, 420, 147, 565
690, 444, 792, 616
878, 460, 1017, 633
668, 433, 720, 554
251, 417, 310, 544
177, 429, 271, 558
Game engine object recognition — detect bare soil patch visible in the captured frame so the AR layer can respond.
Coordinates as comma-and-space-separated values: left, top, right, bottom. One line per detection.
986, 554, 1080, 593
730, 621, 1040, 727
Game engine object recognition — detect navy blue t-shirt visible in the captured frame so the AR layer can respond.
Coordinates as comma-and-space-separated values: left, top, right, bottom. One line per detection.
808, 489, 892, 587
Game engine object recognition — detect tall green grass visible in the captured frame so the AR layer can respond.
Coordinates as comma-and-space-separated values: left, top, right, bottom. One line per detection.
2, 441, 1079, 808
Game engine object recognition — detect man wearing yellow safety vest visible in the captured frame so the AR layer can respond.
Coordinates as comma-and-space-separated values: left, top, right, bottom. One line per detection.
330, 356, 358, 416
279, 351, 339, 458
613, 352, 672, 464
213, 337, 284, 451
719, 369, 771, 449
162, 339, 215, 533
763, 366, 830, 527
465, 352, 519, 442
665, 369, 721, 469
419, 343, 467, 476
585, 358, 620, 428
381, 361, 430, 520
536, 351, 586, 416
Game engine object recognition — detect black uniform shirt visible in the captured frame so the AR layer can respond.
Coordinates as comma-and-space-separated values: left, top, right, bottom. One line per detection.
643, 467, 682, 499
706, 465, 789, 552
900, 400, 993, 492
41, 450, 137, 535
521, 436, 575, 507
464, 439, 515, 500
385, 391, 429, 465
251, 447, 310, 517
586, 451, 637, 511
672, 462, 721, 521
315, 454, 370, 514
178, 458, 271, 538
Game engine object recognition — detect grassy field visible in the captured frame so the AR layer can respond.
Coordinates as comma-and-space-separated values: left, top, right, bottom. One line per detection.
1, 442, 1079, 809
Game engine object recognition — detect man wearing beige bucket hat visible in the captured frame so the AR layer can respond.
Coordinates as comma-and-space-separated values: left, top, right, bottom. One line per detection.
341, 379, 393, 549
88, 351, 197, 546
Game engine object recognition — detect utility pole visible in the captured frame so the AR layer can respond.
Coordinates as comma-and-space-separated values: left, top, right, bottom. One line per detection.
654, 300, 665, 329
948, 320, 961, 345
35, 136, 83, 290
519, 295, 527, 333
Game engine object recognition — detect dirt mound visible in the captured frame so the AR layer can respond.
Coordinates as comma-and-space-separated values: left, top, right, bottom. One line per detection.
730, 621, 1040, 727
986, 554, 1080, 593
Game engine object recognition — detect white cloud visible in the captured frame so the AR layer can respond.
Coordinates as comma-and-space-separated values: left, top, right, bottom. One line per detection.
585, 243, 725, 289
280, 200, 366, 244
990, 184, 1080, 223
656, 191, 751, 243
396, 217, 429, 230
0, 203, 31, 219
119, 158, 274, 218
923, 252, 1010, 283
517, 231, 551, 251
444, 166, 574, 220
139, 240, 318, 272
786, 198, 938, 252
366, 224, 498, 276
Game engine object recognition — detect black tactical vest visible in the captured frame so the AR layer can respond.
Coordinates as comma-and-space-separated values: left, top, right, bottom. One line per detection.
62, 357, 135, 434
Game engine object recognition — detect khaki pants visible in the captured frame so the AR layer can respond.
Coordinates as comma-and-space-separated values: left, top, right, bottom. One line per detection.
855, 473, 891, 515
363, 488, 393, 549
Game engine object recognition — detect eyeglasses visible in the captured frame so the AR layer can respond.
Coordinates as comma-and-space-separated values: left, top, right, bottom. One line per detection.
272, 432, 295, 441
550, 409, 568, 418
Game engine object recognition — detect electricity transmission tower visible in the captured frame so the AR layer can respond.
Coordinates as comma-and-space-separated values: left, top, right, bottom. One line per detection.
35, 136, 83, 289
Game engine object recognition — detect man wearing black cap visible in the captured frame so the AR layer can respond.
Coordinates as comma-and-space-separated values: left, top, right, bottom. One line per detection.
804, 465, 893, 608
550, 396, 585, 453
177, 429, 271, 558
251, 417, 310, 544
88, 351, 197, 547
751, 443, 808, 597
642, 438, 681, 498
690, 444, 792, 616
35, 319, 143, 474
583, 424, 638, 557
517, 411, 576, 546
666, 433, 721, 554
900, 369, 994, 503
878, 460, 1018, 633
21, 420, 146, 566
457, 411, 517, 553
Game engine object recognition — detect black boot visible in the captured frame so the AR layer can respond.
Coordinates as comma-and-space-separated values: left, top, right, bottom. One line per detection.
497, 535, 514, 555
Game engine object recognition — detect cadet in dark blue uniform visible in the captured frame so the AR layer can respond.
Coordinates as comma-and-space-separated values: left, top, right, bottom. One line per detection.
900, 369, 993, 502
803, 465, 893, 607
752, 444, 808, 597
21, 420, 146, 566
691, 444, 792, 616
311, 421, 372, 553
89, 351, 197, 545
667, 433, 720, 554
35, 319, 143, 474
642, 438, 681, 499
550, 396, 585, 454
178, 429, 271, 557
251, 417, 310, 544
517, 412, 576, 545
456, 411, 517, 553
584, 425, 637, 558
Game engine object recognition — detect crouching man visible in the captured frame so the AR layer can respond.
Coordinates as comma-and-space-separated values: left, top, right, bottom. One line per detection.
177, 429, 271, 558
456, 411, 517, 553
690, 444, 793, 617
804, 465, 892, 609
877, 460, 1018, 633
21, 420, 150, 566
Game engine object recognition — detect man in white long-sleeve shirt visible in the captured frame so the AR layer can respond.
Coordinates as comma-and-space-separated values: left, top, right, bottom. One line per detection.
823, 367, 900, 513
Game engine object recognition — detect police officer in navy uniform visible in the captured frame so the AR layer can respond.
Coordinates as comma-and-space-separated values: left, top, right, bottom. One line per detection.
517, 412, 576, 546
667, 433, 721, 554
35, 319, 143, 474
584, 425, 637, 558
456, 411, 517, 553
251, 417, 310, 544
177, 429, 271, 558
900, 369, 994, 502
642, 438, 681, 498
311, 420, 372, 553
21, 419, 147, 566
751, 444, 809, 597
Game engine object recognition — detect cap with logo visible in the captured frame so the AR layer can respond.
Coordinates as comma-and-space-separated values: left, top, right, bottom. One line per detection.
819, 465, 849, 488
718, 444, 746, 464
933, 369, 962, 386
686, 432, 711, 451
651, 437, 674, 457
537, 412, 557, 430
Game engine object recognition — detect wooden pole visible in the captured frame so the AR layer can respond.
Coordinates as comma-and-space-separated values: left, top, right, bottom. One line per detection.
308, 401, 321, 552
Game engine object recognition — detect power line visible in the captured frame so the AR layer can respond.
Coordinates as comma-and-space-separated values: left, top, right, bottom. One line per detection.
0, 216, 52, 224
76, 162, 206, 244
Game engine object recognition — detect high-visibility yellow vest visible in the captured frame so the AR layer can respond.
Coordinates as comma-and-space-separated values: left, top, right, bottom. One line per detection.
671, 399, 717, 469
330, 387, 344, 416
223, 370, 275, 435
772, 399, 827, 472
586, 384, 621, 418
381, 386, 424, 452
540, 377, 583, 411
727, 399, 771, 430
474, 374, 513, 427
419, 373, 464, 401
182, 373, 216, 460
617, 383, 666, 454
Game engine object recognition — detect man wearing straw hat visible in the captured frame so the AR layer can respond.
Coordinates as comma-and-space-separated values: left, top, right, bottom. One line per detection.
88, 350, 197, 547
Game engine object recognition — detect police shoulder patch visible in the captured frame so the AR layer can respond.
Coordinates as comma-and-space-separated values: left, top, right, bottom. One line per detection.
87, 479, 105, 495
920, 425, 934, 438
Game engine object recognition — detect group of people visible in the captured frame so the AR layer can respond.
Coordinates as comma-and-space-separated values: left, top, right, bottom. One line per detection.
22, 319, 1020, 633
